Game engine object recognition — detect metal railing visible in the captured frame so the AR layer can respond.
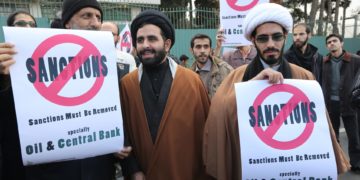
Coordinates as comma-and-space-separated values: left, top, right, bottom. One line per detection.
0, 0, 219, 29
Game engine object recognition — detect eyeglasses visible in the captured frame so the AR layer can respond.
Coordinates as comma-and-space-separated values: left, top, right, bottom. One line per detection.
13, 20, 36, 27
255, 33, 285, 43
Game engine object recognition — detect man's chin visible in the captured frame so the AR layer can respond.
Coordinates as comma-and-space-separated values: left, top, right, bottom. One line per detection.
264, 56, 280, 65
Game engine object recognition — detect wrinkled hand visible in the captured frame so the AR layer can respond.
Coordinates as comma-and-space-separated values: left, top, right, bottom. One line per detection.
0, 43, 16, 75
114, 146, 132, 159
251, 68, 284, 84
132, 171, 145, 180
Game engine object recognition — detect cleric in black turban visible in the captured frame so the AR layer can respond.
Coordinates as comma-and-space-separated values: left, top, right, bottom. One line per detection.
130, 9, 175, 48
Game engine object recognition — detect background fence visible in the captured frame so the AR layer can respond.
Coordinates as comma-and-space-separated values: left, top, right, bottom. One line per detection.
0, 0, 359, 64
0, 0, 219, 29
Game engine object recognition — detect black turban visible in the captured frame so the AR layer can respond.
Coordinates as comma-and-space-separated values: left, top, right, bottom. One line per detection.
130, 9, 175, 49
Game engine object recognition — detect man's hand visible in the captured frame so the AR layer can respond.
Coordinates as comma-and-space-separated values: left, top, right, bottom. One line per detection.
114, 146, 132, 159
0, 43, 16, 75
132, 171, 145, 180
251, 68, 284, 84
216, 28, 225, 48
213, 28, 225, 57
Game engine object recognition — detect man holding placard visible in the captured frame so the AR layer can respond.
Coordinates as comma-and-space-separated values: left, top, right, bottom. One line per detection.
0, 0, 130, 179
203, 3, 350, 180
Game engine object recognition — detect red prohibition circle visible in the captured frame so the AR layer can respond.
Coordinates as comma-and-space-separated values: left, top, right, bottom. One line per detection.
32, 34, 105, 106
252, 84, 314, 150
226, 0, 259, 11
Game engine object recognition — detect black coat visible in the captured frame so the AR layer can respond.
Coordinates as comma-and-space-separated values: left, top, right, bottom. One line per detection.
284, 43, 323, 84
322, 52, 360, 116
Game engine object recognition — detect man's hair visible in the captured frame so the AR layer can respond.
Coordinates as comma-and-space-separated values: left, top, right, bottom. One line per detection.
7, 10, 37, 27
50, 18, 62, 28
103, 21, 119, 35
190, 34, 212, 48
179, 54, 189, 61
326, 33, 343, 43
293, 23, 311, 34
250, 22, 287, 38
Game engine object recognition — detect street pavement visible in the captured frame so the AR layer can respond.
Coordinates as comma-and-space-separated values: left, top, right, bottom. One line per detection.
339, 127, 360, 179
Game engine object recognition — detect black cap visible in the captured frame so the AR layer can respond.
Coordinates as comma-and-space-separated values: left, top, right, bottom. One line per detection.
61, 0, 103, 28
130, 9, 175, 48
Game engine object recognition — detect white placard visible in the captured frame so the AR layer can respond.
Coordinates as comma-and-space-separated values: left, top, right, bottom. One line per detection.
116, 24, 132, 54
4, 27, 124, 166
220, 0, 269, 46
235, 79, 337, 179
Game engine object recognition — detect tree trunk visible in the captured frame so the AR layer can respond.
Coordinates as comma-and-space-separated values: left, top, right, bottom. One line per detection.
332, 0, 340, 34
325, 0, 332, 36
304, 0, 308, 24
342, 4, 347, 37
317, 0, 326, 35
309, 0, 319, 34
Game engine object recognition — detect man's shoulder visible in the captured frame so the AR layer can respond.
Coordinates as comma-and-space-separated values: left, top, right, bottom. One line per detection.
215, 57, 234, 71
289, 63, 314, 80
177, 65, 200, 77
120, 69, 138, 84
283, 47, 295, 59
116, 50, 135, 63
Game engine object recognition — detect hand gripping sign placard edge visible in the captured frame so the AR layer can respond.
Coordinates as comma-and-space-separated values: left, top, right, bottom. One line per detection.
31, 34, 105, 106
226, 0, 259, 11
251, 84, 315, 150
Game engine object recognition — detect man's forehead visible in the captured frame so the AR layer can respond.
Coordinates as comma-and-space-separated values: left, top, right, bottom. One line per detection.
75, 7, 101, 15
137, 24, 161, 36
327, 37, 339, 42
194, 38, 210, 45
256, 22, 284, 34
293, 26, 306, 32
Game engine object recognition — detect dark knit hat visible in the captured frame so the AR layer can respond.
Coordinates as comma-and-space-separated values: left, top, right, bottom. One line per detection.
61, 0, 103, 28
130, 9, 175, 48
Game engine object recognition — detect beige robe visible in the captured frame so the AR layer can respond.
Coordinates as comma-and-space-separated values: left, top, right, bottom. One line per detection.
120, 65, 211, 180
203, 64, 350, 180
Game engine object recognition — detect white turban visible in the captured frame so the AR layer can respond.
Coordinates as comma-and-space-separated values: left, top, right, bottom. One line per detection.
243, 3, 293, 41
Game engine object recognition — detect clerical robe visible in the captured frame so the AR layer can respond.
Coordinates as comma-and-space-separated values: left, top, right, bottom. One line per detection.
203, 63, 350, 180
120, 62, 210, 180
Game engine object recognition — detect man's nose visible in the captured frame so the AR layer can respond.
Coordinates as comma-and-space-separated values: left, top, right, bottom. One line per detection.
266, 38, 276, 47
90, 16, 101, 30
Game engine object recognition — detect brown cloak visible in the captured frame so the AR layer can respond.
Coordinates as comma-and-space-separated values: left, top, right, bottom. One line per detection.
120, 65, 210, 180
203, 64, 350, 180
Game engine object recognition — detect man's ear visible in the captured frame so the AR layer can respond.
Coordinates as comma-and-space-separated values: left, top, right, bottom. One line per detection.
165, 39, 171, 52
251, 37, 256, 45
115, 35, 120, 44
189, 47, 194, 54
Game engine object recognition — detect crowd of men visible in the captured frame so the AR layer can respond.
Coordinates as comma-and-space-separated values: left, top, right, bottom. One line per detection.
0, 0, 359, 179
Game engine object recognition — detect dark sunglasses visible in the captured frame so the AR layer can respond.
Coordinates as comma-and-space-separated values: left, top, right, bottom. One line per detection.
13, 20, 36, 27
255, 33, 285, 43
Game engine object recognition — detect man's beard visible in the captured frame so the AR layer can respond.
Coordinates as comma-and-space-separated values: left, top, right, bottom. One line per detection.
294, 36, 308, 49
137, 48, 167, 67
255, 45, 284, 65
195, 54, 209, 64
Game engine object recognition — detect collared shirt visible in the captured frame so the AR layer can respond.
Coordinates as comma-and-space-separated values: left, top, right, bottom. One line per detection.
196, 59, 212, 93
260, 58, 280, 71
